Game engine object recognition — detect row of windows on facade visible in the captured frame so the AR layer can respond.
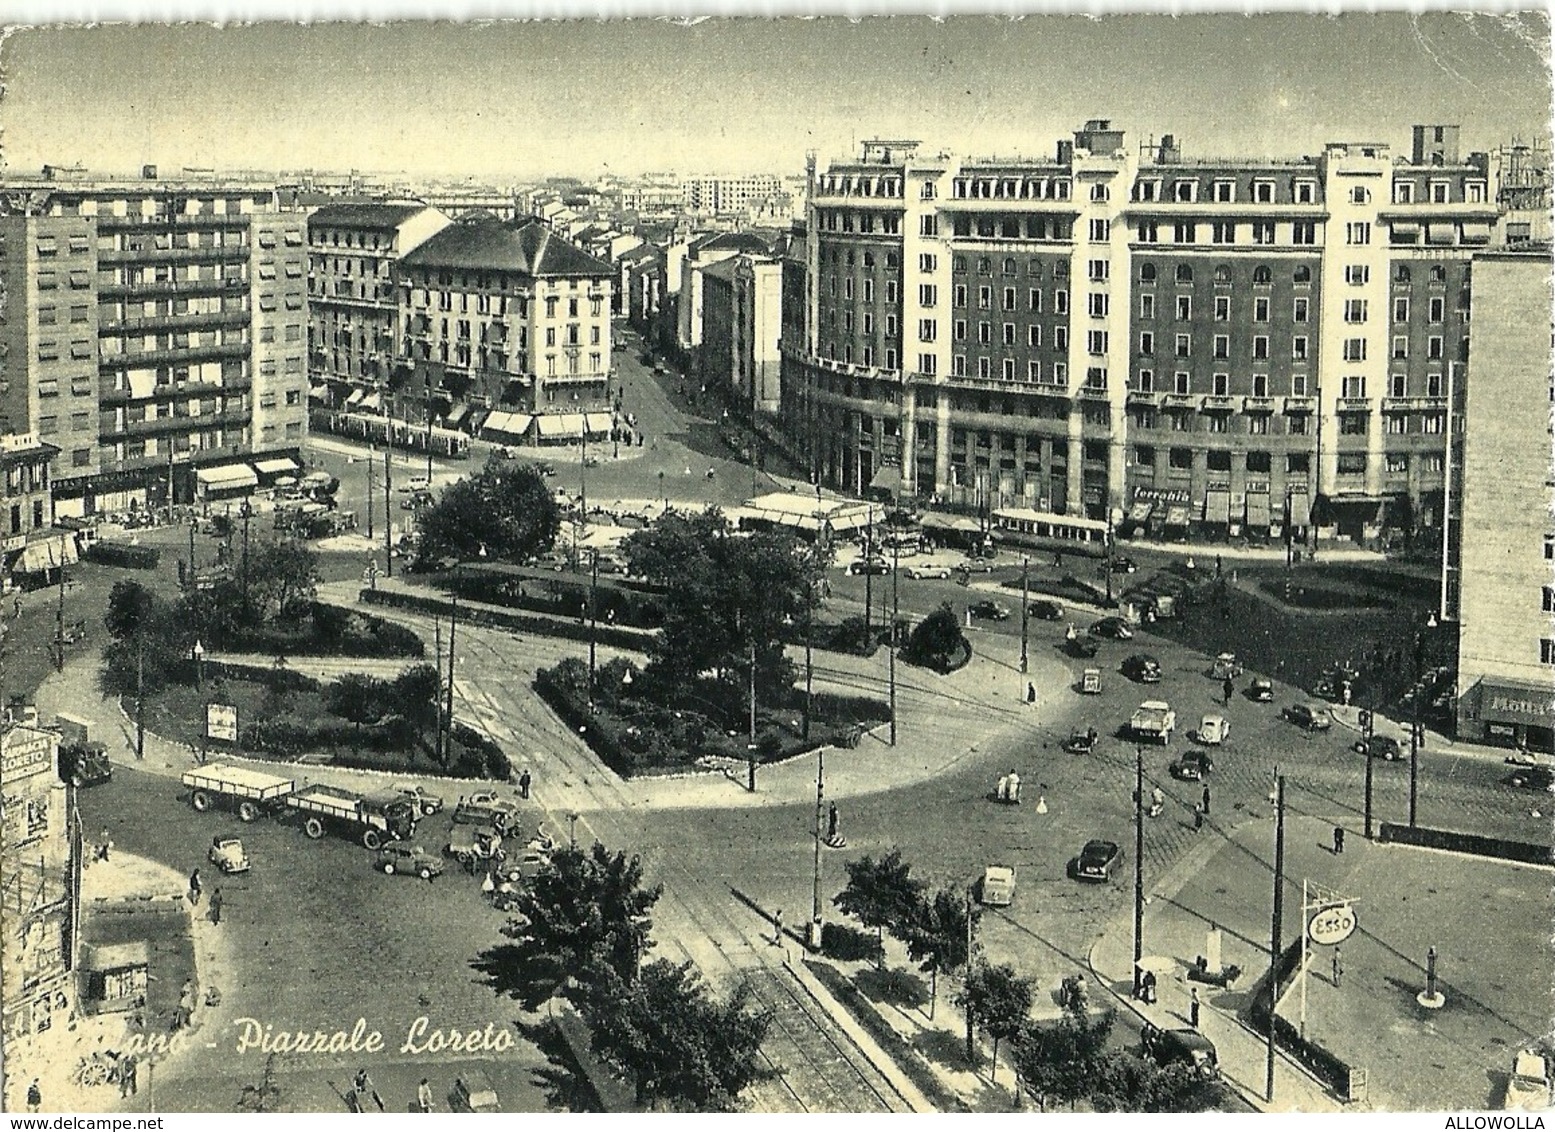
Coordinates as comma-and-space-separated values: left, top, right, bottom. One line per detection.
404, 317, 600, 349
1129, 406, 1448, 438
103, 229, 249, 254
312, 255, 391, 278
40, 195, 277, 219
401, 337, 603, 376
403, 270, 605, 295
403, 289, 606, 320
6, 500, 48, 536
311, 229, 395, 251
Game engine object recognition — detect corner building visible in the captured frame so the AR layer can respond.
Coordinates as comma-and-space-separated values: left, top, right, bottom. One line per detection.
782, 123, 1499, 544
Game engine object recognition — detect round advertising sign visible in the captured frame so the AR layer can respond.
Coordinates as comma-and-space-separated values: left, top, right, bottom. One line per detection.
1307, 902, 1358, 946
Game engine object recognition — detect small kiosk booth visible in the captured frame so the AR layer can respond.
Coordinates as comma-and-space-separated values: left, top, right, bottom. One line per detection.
82, 941, 149, 1015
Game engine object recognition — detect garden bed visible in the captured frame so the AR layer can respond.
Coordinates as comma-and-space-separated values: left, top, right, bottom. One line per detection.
214, 601, 425, 658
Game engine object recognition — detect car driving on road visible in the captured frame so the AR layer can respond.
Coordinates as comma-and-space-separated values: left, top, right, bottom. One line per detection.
1090, 616, 1134, 640
1121, 654, 1163, 683
902, 563, 952, 580
1283, 703, 1333, 731
1353, 735, 1403, 761
1028, 598, 1064, 620
848, 557, 891, 576
1074, 839, 1121, 883
1170, 749, 1214, 781
969, 599, 1012, 621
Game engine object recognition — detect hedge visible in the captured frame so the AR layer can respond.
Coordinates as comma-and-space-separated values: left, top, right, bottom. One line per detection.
85, 542, 161, 569
1246, 939, 1352, 1097
1377, 822, 1553, 867
362, 587, 650, 651
218, 602, 424, 659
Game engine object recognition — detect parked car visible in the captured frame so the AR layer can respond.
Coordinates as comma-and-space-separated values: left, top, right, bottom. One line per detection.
392, 783, 446, 816
848, 557, 891, 576
1109, 556, 1138, 575
374, 843, 445, 880
902, 563, 952, 580
1062, 727, 1100, 755
1283, 703, 1333, 731
1074, 839, 1121, 883
1198, 714, 1230, 746
453, 791, 521, 833
207, 835, 250, 874
1141, 1024, 1219, 1078
957, 557, 997, 574
1210, 652, 1244, 680
444, 825, 506, 869
1171, 749, 1214, 781
401, 475, 431, 495
1249, 676, 1274, 703
969, 599, 1011, 621
533, 461, 557, 477
1028, 598, 1064, 620
1353, 735, 1403, 761
980, 865, 1016, 906
1505, 1049, 1552, 1111
59, 741, 112, 788
1090, 616, 1134, 640
1507, 766, 1555, 792
1122, 654, 1163, 683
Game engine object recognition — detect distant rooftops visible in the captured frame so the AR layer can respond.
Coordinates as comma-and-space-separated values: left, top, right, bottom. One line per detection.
400, 215, 613, 278
308, 201, 430, 228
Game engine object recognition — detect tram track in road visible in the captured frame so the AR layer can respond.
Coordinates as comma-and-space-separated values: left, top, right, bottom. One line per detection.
411, 612, 906, 1112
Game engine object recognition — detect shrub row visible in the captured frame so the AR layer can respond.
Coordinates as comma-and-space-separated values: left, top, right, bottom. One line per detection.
1377, 822, 1553, 867
219, 602, 425, 659
1246, 939, 1353, 1097
85, 542, 161, 569
362, 588, 649, 651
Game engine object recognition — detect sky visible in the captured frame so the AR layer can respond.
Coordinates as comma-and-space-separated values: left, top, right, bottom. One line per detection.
1, 13, 1549, 181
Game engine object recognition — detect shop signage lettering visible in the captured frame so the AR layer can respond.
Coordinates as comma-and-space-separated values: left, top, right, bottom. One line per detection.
1488, 694, 1554, 720
1, 731, 54, 780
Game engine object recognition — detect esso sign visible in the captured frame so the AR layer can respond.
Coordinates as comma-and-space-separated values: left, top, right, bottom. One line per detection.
1307, 903, 1357, 946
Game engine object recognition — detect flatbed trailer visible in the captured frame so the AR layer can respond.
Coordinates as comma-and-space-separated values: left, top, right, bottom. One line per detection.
182, 764, 297, 823
283, 785, 417, 849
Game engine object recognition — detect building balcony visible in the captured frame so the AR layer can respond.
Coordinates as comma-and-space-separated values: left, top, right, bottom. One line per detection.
1126, 390, 1160, 407
1201, 394, 1237, 411
103, 309, 249, 335
1336, 397, 1373, 413
1161, 392, 1197, 408
103, 409, 251, 441
101, 378, 249, 405
539, 370, 609, 386
941, 373, 1067, 398
98, 245, 249, 267
94, 213, 252, 232
1284, 395, 1317, 413
1243, 396, 1277, 412
1382, 395, 1448, 412
99, 278, 247, 300
100, 341, 249, 369
1077, 385, 1111, 402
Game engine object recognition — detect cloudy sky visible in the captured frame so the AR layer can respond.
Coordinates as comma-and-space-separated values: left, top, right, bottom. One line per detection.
3, 13, 1549, 180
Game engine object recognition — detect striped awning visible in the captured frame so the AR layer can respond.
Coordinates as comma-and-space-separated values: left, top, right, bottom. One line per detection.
1204, 490, 1231, 524
254, 456, 299, 476
536, 413, 586, 439
583, 412, 613, 436
1426, 223, 1456, 246
1246, 491, 1272, 527
1287, 490, 1311, 527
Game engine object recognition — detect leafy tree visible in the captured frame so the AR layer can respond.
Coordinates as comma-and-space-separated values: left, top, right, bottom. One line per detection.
833, 848, 925, 970
244, 538, 321, 624
418, 458, 560, 566
1012, 1002, 1115, 1111
584, 959, 770, 1110
325, 673, 384, 746
483, 842, 662, 1011
956, 961, 1034, 1076
623, 508, 809, 699
105, 580, 157, 641
902, 602, 967, 670
390, 663, 442, 753
904, 887, 977, 1019
99, 586, 188, 698
1088, 1050, 1226, 1113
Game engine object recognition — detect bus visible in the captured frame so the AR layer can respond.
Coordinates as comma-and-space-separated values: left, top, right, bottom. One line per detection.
991, 507, 1109, 558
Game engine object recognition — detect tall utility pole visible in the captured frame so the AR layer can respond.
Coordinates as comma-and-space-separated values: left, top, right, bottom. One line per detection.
581, 423, 590, 519
863, 504, 875, 643
1105, 516, 1115, 606
1267, 774, 1287, 1104
587, 549, 599, 705
443, 593, 458, 761
1019, 555, 1030, 675
135, 630, 146, 759
54, 531, 66, 671
1362, 708, 1375, 838
803, 581, 815, 741
889, 537, 899, 746
747, 640, 758, 793
1133, 745, 1145, 994
425, 375, 435, 487
810, 747, 825, 949
240, 500, 252, 620
366, 441, 375, 540
433, 614, 444, 763
384, 448, 394, 578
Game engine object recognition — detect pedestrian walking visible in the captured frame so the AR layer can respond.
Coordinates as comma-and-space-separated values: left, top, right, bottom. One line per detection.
188, 868, 202, 906
26, 1079, 41, 1112
1026, 682, 1037, 705
1222, 677, 1234, 705
827, 802, 839, 841
1201, 785, 1211, 815
1149, 786, 1165, 818
1332, 825, 1345, 854
1193, 803, 1205, 832
771, 908, 784, 946
209, 887, 223, 925
1332, 947, 1343, 987
354, 1068, 385, 1112
1007, 769, 1022, 804
1142, 970, 1158, 1004
119, 1053, 138, 1098
518, 768, 532, 800
417, 1078, 433, 1113
1189, 987, 1201, 1028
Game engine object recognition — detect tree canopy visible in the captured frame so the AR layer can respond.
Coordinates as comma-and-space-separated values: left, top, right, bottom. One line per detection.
622, 508, 811, 697
956, 961, 1034, 1074
902, 602, 968, 671
1011, 1002, 1115, 1111
833, 848, 926, 970
417, 457, 560, 566
904, 887, 977, 1018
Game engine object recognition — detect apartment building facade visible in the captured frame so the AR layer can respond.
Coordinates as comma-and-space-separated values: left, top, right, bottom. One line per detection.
0, 434, 62, 581
0, 179, 308, 516
306, 202, 451, 401
683, 174, 783, 216
781, 124, 1505, 545
1452, 249, 1554, 751
395, 216, 615, 417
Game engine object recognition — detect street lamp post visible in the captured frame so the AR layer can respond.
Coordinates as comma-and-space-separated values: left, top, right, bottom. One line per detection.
810, 747, 825, 950
135, 629, 145, 760
425, 376, 435, 488
1266, 774, 1287, 1104
383, 448, 393, 578
587, 549, 599, 708
366, 441, 375, 541
443, 593, 458, 765
1362, 708, 1375, 839
747, 640, 758, 793
863, 503, 875, 643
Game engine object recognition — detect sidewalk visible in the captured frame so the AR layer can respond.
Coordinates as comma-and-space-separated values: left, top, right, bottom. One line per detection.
1089, 815, 1344, 1113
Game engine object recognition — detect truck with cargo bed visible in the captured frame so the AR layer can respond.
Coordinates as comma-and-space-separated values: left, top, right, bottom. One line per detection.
1129, 701, 1177, 744
182, 764, 296, 823
180, 765, 418, 848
